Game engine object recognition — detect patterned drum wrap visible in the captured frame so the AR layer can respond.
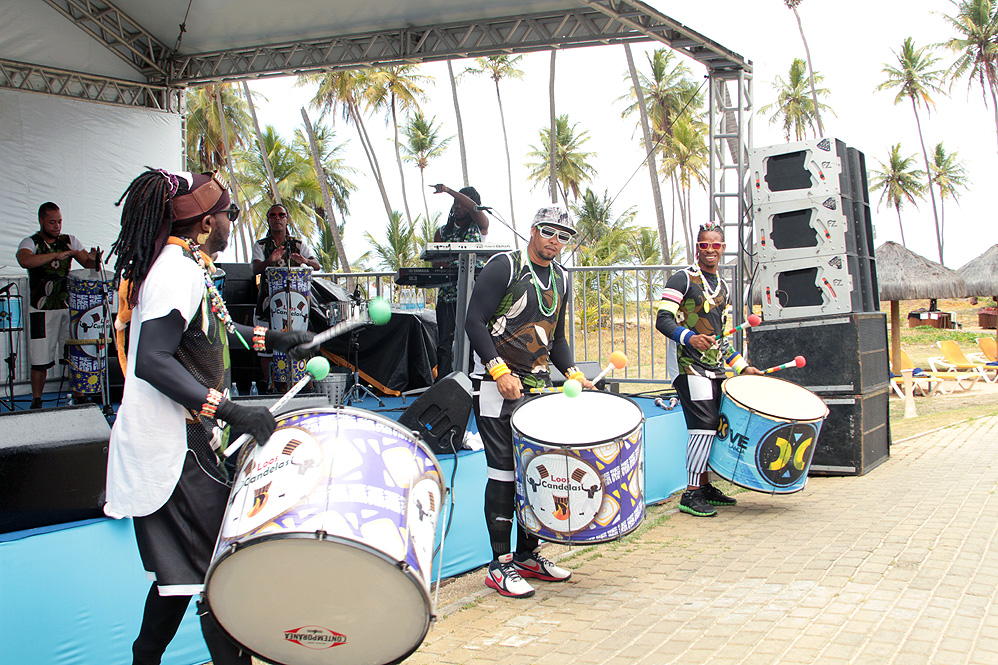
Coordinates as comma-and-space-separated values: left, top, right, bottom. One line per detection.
67, 270, 111, 394
512, 392, 645, 544
710, 375, 829, 494
207, 407, 443, 665
266, 266, 312, 385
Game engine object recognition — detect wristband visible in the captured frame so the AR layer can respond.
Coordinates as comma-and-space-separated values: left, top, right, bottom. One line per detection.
486, 358, 511, 381
200, 389, 224, 418
253, 325, 268, 352
565, 366, 585, 381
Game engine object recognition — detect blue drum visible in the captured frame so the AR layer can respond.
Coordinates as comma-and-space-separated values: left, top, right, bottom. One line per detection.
212, 267, 226, 296
0, 293, 22, 331
710, 375, 828, 494
266, 266, 312, 385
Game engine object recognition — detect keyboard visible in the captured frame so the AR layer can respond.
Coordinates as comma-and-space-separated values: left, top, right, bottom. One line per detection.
419, 242, 512, 261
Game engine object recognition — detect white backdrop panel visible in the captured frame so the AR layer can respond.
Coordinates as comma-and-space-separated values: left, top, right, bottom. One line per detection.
0, 89, 182, 275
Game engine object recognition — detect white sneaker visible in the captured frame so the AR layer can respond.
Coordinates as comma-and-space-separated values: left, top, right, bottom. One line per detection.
512, 549, 572, 582
485, 554, 536, 598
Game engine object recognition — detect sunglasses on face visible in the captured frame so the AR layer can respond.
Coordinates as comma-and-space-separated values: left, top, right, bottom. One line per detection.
537, 226, 573, 243
697, 241, 724, 251
224, 204, 240, 221
267, 211, 288, 219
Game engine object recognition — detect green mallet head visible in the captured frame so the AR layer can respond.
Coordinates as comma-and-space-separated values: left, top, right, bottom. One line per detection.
305, 356, 330, 381
369, 297, 391, 325
562, 378, 582, 398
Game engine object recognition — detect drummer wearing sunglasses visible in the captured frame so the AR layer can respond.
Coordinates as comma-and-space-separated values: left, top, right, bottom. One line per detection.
465, 206, 594, 598
656, 223, 762, 518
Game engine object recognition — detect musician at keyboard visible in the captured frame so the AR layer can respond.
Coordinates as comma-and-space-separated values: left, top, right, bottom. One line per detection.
431, 183, 489, 378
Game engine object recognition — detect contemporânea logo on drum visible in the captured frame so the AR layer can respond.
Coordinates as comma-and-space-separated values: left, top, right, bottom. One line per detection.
283, 625, 347, 649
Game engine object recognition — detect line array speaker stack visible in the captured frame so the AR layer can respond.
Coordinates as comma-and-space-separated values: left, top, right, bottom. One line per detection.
749, 140, 888, 477
750, 138, 879, 319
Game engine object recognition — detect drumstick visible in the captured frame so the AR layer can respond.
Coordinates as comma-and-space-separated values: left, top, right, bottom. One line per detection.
296, 297, 392, 351
223, 357, 331, 458
723, 313, 761, 336
762, 355, 806, 374
528, 379, 582, 397
592, 351, 628, 384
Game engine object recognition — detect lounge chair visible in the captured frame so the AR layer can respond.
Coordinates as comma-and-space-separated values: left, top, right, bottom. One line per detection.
891, 348, 980, 396
928, 340, 998, 383
975, 337, 997, 364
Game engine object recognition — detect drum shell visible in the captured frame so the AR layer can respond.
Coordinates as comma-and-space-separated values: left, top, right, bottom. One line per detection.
710, 376, 828, 494
512, 392, 645, 544
206, 407, 443, 665
67, 270, 111, 394
266, 266, 312, 384
0, 295, 22, 331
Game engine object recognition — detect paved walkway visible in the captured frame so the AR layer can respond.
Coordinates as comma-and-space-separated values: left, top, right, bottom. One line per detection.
410, 415, 998, 665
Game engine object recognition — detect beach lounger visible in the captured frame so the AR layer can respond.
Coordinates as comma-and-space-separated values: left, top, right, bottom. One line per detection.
975, 337, 997, 363
891, 348, 980, 396
928, 340, 998, 383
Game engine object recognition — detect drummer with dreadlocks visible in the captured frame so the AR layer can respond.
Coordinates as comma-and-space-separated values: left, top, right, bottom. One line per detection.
656, 222, 762, 518
104, 170, 314, 664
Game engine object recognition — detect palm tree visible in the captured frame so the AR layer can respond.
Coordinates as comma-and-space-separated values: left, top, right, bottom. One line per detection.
184, 83, 253, 172
400, 111, 452, 222
869, 143, 927, 248
463, 55, 526, 246
570, 189, 635, 328
525, 115, 597, 208
929, 142, 970, 263
876, 37, 947, 262
660, 115, 709, 263
365, 211, 419, 272
784, 0, 825, 135
236, 125, 317, 237
939, 0, 998, 153
759, 58, 835, 141
364, 65, 430, 227
445, 60, 470, 186
299, 69, 394, 221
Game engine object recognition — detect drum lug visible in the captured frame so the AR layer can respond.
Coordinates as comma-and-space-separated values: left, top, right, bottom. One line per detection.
316, 529, 327, 541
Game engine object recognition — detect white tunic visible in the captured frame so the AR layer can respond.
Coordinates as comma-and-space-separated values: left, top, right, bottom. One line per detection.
104, 245, 208, 517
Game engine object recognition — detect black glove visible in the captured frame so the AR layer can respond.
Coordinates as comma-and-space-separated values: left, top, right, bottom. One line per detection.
266, 330, 314, 360
216, 399, 276, 446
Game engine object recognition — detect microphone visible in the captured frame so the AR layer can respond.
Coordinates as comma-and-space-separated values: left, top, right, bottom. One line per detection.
474, 205, 493, 211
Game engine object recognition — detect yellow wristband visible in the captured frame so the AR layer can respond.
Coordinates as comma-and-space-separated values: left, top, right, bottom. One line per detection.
488, 362, 511, 380
565, 366, 585, 381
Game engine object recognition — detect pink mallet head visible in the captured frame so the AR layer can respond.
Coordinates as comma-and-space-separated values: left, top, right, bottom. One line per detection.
609, 351, 628, 369
794, 355, 806, 368
747, 314, 762, 327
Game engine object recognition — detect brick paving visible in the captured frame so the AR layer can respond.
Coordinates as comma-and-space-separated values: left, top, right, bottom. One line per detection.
408, 415, 998, 665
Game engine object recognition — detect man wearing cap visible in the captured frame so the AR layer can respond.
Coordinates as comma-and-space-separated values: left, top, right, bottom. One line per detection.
105, 170, 313, 664
464, 205, 593, 598
430, 183, 489, 378
15, 202, 96, 409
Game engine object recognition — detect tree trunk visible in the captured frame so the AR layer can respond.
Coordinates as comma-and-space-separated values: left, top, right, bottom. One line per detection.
242, 81, 282, 206
214, 87, 249, 262
496, 82, 520, 249
896, 205, 907, 247
911, 98, 943, 264
447, 60, 470, 187
625, 43, 669, 263
350, 103, 394, 221
301, 108, 351, 272
674, 173, 693, 263
793, 8, 824, 136
420, 167, 431, 224
391, 97, 414, 226
549, 50, 558, 205
991, 82, 998, 156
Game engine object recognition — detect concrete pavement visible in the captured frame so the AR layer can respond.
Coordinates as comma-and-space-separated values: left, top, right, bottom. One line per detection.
410, 415, 998, 665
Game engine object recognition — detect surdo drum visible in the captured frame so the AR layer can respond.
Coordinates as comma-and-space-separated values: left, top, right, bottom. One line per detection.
710, 375, 829, 494
67, 269, 112, 394
205, 407, 444, 665
266, 265, 312, 385
511, 391, 645, 544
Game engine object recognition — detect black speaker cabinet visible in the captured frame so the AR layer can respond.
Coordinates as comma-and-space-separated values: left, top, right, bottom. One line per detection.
748, 312, 889, 395
398, 371, 473, 456
0, 404, 110, 533
809, 387, 891, 476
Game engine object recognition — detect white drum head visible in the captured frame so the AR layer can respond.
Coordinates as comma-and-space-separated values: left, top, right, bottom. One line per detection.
723, 375, 828, 421
207, 537, 429, 665
512, 392, 644, 446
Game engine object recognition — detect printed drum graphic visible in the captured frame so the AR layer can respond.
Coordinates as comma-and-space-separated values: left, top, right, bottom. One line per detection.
266, 266, 312, 385
205, 407, 443, 665
512, 391, 645, 544
67, 269, 111, 394
710, 374, 829, 494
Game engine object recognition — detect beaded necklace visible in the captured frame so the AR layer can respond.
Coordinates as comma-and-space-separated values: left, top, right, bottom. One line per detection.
525, 252, 558, 317
689, 265, 723, 313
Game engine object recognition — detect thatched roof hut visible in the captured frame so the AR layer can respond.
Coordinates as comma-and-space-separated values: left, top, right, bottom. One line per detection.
956, 244, 998, 297
875, 241, 966, 301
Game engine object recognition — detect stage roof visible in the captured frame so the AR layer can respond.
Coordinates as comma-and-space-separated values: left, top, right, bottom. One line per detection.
2, 0, 749, 110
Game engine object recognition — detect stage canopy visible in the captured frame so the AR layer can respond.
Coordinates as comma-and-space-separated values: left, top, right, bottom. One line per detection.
2, 0, 749, 112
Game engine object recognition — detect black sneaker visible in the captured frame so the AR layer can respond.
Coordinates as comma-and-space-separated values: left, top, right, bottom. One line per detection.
679, 488, 717, 517
30, 398, 43, 410
701, 482, 737, 506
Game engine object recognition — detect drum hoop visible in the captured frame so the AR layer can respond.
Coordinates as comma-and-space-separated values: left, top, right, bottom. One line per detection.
205, 531, 433, 664
511, 393, 645, 448
721, 375, 829, 421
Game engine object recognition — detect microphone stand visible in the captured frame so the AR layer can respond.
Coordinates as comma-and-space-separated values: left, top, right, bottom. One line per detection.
0, 282, 20, 411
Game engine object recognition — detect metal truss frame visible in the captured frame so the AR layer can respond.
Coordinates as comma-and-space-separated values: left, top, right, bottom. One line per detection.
708, 68, 754, 343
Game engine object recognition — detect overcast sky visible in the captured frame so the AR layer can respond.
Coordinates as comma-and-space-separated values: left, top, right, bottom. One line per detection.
231, 0, 996, 271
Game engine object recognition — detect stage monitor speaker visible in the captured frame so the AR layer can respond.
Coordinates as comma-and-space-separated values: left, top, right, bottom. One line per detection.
0, 404, 110, 534
748, 312, 889, 395
755, 194, 860, 262
809, 387, 890, 476
232, 394, 332, 413
749, 137, 849, 206
398, 371, 473, 456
